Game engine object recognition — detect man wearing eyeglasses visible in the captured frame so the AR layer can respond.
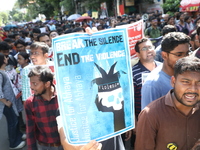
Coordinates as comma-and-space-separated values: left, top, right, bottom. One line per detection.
21, 42, 54, 102
132, 38, 162, 119
141, 32, 191, 109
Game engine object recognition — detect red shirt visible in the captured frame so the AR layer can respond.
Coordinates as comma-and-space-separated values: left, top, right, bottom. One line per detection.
25, 94, 60, 150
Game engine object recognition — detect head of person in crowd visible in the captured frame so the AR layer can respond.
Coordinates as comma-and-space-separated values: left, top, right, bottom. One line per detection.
184, 15, 192, 24
0, 41, 10, 56
162, 25, 176, 36
14, 39, 27, 53
194, 17, 200, 28
14, 33, 21, 41
7, 33, 15, 40
28, 66, 54, 97
163, 14, 169, 21
129, 19, 136, 24
190, 30, 199, 51
29, 42, 49, 65
64, 29, 73, 34
0, 53, 7, 68
161, 32, 191, 76
37, 33, 51, 48
135, 38, 156, 64
117, 16, 122, 23
136, 14, 141, 21
0, 41, 18, 68
115, 22, 128, 27
178, 13, 185, 23
49, 30, 59, 40
121, 18, 127, 23
197, 25, 200, 43
167, 16, 175, 25
4, 38, 15, 50
56, 27, 64, 35
171, 56, 200, 108
72, 27, 84, 33
75, 22, 80, 28
17, 52, 30, 68
31, 27, 41, 41
21, 30, 28, 38
149, 16, 158, 28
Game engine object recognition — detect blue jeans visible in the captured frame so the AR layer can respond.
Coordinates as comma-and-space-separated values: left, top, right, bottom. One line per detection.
37, 143, 64, 150
3, 106, 23, 148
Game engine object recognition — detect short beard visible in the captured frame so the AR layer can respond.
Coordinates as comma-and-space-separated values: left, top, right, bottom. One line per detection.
34, 88, 46, 96
174, 90, 200, 107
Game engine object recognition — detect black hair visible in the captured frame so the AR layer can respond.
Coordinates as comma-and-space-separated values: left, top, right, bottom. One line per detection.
162, 25, 176, 36
72, 27, 84, 33
30, 42, 49, 54
174, 56, 200, 78
14, 33, 20, 38
0, 41, 10, 51
115, 22, 128, 26
14, 39, 26, 47
37, 33, 49, 41
28, 66, 54, 84
56, 27, 64, 35
32, 28, 41, 34
184, 15, 191, 22
135, 38, 151, 53
194, 17, 200, 25
190, 30, 197, 41
4, 38, 14, 43
149, 16, 157, 22
161, 32, 190, 53
64, 29, 73, 34
197, 25, 200, 36
21, 30, 29, 37
18, 52, 30, 63
0, 53, 5, 68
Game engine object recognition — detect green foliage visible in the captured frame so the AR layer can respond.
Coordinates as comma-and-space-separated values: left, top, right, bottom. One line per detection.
162, 0, 181, 15
60, 0, 75, 15
0, 12, 8, 26
17, 0, 61, 20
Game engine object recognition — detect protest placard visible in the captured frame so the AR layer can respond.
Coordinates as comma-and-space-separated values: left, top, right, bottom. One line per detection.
117, 20, 144, 58
52, 28, 134, 145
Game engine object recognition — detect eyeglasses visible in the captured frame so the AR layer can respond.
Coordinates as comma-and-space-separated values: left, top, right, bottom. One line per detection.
140, 46, 155, 51
167, 50, 192, 57
30, 51, 42, 56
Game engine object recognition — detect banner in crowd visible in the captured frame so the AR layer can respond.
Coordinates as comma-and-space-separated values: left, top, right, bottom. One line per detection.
100, 2, 108, 19
117, 20, 144, 58
52, 28, 134, 145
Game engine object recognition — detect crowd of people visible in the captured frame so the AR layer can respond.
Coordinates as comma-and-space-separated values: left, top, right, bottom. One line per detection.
0, 10, 200, 150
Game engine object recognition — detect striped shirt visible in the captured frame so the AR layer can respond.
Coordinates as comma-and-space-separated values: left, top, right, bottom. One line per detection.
132, 61, 161, 118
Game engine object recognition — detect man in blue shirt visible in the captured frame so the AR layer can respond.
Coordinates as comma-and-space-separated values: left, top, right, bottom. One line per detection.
141, 32, 191, 109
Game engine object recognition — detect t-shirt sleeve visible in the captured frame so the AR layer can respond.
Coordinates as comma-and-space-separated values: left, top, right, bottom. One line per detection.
141, 84, 160, 109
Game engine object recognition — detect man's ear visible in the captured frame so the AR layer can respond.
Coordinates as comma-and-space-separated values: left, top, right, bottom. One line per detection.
136, 52, 140, 59
171, 76, 175, 88
45, 81, 51, 88
44, 53, 49, 58
161, 51, 168, 60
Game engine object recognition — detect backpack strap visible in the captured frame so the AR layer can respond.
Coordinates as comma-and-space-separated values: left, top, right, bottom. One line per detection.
0, 71, 6, 87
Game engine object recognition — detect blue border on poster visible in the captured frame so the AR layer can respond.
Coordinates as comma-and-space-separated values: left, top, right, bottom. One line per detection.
52, 28, 135, 145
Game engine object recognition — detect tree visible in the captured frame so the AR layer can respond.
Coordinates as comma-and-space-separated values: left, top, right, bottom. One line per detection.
17, 0, 62, 19
162, 0, 181, 15
0, 12, 8, 26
